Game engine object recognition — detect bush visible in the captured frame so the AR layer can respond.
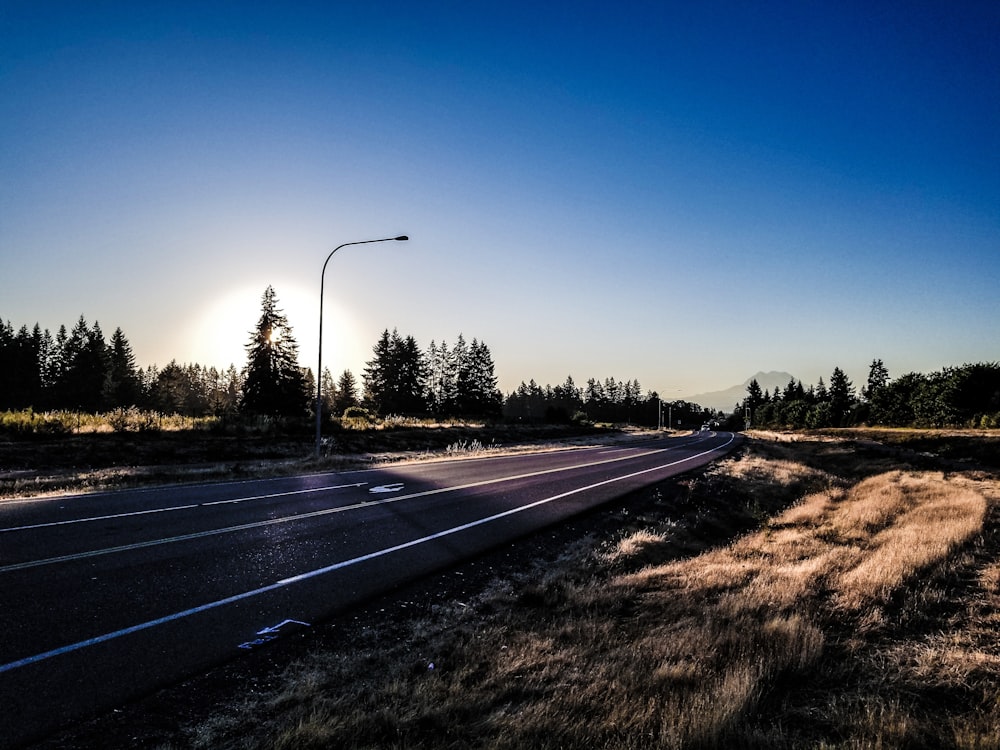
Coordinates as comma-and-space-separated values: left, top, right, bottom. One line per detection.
0, 409, 74, 435
341, 406, 376, 429
979, 412, 1000, 429
107, 407, 159, 433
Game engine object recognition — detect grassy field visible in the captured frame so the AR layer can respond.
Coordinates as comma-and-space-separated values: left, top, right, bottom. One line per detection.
38, 429, 1000, 749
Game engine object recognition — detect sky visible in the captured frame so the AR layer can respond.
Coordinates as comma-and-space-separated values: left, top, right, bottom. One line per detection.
2, 1, 998, 400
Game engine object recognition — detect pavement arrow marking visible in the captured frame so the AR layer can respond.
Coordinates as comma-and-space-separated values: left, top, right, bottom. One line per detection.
368, 483, 405, 494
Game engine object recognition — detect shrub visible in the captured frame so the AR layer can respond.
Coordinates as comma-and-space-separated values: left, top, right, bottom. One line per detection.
341, 406, 376, 430
107, 407, 159, 433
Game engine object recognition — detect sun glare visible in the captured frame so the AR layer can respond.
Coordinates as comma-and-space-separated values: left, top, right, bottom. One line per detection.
182, 282, 369, 374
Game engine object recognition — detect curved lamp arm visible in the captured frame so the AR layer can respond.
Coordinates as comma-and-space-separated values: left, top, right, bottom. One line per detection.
316, 236, 408, 457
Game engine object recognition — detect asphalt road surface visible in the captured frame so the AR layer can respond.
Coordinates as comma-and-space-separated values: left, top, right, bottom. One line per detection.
0, 430, 739, 747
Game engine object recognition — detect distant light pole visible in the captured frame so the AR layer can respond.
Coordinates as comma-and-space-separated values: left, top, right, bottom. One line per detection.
658, 400, 674, 431
658, 389, 680, 431
315, 235, 408, 458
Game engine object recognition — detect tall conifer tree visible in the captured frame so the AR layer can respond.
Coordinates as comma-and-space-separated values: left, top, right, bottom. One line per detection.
241, 286, 308, 417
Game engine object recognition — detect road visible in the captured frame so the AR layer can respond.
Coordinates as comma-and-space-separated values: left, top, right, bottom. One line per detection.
0, 430, 738, 747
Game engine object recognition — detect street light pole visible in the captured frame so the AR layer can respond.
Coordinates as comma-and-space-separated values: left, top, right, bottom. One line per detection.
659, 399, 673, 430
658, 389, 680, 431
315, 235, 408, 458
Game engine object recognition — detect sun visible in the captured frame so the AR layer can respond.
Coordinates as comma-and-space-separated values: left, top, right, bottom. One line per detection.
183, 282, 368, 374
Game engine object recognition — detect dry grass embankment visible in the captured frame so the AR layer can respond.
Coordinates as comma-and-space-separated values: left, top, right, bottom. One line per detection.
48, 431, 1000, 749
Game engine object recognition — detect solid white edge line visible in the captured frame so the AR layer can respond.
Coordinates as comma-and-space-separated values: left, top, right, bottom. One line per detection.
0, 434, 734, 675
1, 442, 687, 573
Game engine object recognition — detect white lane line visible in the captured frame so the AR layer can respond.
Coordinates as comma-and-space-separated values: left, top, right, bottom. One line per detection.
0, 447, 671, 573
0, 434, 734, 675
0, 438, 729, 574
0, 483, 369, 534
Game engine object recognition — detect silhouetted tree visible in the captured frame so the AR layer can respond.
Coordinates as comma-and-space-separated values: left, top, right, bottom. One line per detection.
828, 366, 855, 427
425, 340, 457, 416
333, 369, 359, 415
241, 286, 309, 417
103, 327, 141, 408
362, 329, 428, 416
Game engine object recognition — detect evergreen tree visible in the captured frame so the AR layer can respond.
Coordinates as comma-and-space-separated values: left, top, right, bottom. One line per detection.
450, 334, 471, 415
583, 377, 607, 422
862, 358, 891, 425
318, 367, 338, 419
153, 361, 189, 414
362, 329, 394, 415
55, 318, 109, 412
333, 369, 360, 415
744, 378, 764, 425
218, 364, 243, 417
103, 327, 141, 408
9, 324, 42, 408
828, 366, 855, 427
864, 359, 890, 400
241, 286, 308, 417
425, 340, 457, 416
398, 334, 429, 414
56, 316, 90, 409
362, 329, 427, 416
814, 376, 828, 402
38, 327, 58, 405
461, 338, 501, 417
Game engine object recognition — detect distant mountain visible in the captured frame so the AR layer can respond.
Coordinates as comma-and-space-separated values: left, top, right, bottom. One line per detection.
685, 371, 796, 413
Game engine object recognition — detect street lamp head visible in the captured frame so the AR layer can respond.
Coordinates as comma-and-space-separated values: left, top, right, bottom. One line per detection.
394, 235, 409, 241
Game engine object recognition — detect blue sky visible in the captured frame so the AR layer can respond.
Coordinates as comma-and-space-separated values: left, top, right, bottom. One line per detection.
2, 1, 998, 399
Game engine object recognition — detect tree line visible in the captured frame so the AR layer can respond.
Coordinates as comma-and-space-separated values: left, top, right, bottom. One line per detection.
0, 287, 505, 423
737, 360, 1000, 430
0, 314, 247, 416
503, 375, 721, 428
5, 291, 997, 431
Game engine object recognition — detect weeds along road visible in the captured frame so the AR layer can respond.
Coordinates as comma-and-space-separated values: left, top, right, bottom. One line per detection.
0, 430, 738, 748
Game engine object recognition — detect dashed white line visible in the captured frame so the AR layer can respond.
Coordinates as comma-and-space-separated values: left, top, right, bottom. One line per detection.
0, 434, 734, 675
0, 483, 368, 534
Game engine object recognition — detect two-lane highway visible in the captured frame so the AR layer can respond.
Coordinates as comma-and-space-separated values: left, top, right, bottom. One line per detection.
0, 430, 738, 747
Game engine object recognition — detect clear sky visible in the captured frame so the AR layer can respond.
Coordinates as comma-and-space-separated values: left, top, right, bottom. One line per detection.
2, 1, 998, 399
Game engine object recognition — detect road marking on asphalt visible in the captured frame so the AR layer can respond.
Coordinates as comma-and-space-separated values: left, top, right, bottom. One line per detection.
0, 482, 369, 534
0, 435, 735, 675
368, 483, 405, 494
238, 619, 311, 650
0, 436, 734, 576
0, 446, 673, 573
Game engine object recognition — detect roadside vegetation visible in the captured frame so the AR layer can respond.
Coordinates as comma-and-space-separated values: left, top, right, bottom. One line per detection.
0, 415, 611, 499
46, 429, 997, 749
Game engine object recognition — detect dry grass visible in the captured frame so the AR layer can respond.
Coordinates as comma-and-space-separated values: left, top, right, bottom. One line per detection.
129, 433, 1000, 748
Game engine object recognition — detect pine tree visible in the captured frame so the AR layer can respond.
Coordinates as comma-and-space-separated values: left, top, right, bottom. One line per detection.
864, 359, 890, 400
241, 286, 308, 417
828, 366, 855, 427
396, 334, 428, 415
333, 369, 359, 415
425, 340, 457, 416
318, 367, 338, 418
362, 329, 394, 415
464, 338, 501, 417
362, 329, 427, 416
814, 377, 828, 402
104, 327, 141, 408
